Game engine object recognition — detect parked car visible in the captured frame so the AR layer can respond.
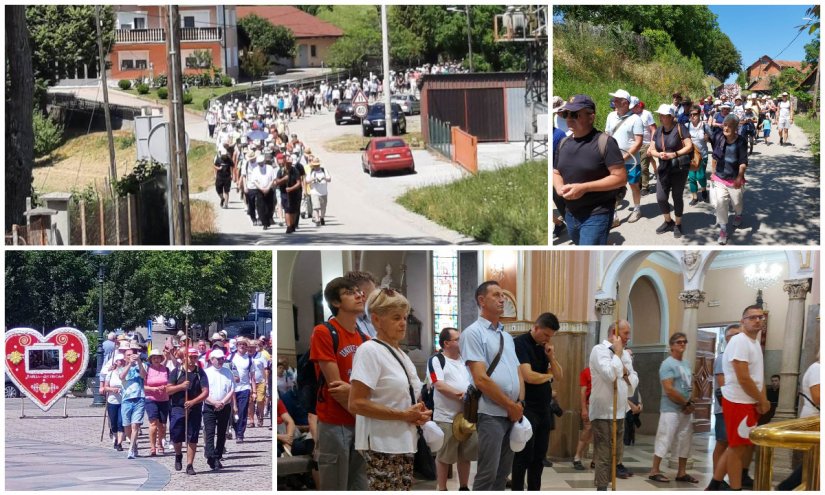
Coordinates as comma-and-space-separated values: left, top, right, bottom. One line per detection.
391, 94, 421, 115
5, 376, 20, 399
334, 99, 358, 125
361, 137, 415, 176
362, 103, 407, 137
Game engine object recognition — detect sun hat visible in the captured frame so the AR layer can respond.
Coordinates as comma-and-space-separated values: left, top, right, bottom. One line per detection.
210, 332, 224, 342
210, 349, 226, 360
309, 157, 321, 168
655, 104, 675, 116
149, 349, 164, 359
452, 412, 477, 442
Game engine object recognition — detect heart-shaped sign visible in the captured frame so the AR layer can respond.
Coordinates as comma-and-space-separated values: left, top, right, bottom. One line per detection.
5, 327, 90, 412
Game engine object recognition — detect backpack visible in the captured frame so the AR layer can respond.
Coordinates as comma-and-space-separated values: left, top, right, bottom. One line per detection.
419, 352, 446, 411
296, 321, 368, 414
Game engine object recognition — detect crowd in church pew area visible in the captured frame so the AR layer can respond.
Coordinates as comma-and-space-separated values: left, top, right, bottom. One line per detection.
277, 275, 821, 491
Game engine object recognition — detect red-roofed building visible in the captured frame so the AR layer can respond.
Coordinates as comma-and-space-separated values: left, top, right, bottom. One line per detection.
237, 6, 343, 68
745, 55, 808, 93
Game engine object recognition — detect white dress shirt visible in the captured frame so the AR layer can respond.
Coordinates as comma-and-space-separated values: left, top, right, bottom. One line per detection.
588, 340, 638, 421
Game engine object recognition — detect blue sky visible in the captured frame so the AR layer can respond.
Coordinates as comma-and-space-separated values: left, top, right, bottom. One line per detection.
710, 5, 817, 83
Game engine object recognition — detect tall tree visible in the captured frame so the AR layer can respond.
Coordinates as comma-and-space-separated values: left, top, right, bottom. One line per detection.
5, 6, 35, 229
237, 14, 296, 59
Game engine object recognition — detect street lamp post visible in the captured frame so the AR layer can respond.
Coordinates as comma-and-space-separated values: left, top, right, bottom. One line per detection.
448, 6, 473, 72
91, 250, 110, 406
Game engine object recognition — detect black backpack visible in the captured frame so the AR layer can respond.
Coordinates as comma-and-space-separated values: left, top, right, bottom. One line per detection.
420, 352, 446, 411
296, 321, 367, 414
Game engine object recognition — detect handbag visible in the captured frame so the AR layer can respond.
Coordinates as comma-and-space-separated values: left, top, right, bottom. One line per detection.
659, 124, 693, 172
463, 332, 505, 424
372, 339, 436, 480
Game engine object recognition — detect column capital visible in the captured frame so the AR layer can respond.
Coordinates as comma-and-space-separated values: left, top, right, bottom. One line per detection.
783, 279, 811, 300
594, 298, 616, 316
679, 290, 706, 309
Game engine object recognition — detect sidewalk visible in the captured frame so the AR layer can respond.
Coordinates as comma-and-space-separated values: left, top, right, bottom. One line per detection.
5, 397, 272, 490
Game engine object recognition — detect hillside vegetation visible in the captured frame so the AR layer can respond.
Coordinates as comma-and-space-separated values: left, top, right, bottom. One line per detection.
553, 20, 713, 126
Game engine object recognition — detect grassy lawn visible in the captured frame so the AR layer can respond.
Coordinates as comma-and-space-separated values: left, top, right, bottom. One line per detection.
33, 130, 218, 195
118, 85, 236, 112
323, 132, 425, 153
397, 160, 548, 245
795, 111, 820, 164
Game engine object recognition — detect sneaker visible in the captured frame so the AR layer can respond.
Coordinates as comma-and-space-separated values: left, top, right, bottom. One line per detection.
656, 220, 675, 234
627, 209, 642, 223
573, 460, 586, 471
127, 448, 136, 460
718, 229, 728, 245
320, 218, 325, 225
174, 454, 183, 471
553, 223, 566, 238
617, 464, 633, 477
115, 443, 123, 452
689, 197, 699, 206
673, 224, 683, 238
220, 197, 225, 207
732, 215, 743, 227
186, 465, 196, 475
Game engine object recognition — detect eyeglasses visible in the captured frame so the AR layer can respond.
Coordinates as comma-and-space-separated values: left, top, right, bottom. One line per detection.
341, 288, 365, 297
744, 315, 767, 321
560, 110, 588, 119
674, 340, 688, 345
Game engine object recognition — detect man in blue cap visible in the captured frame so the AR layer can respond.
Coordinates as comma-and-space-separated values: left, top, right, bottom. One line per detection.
552, 95, 627, 245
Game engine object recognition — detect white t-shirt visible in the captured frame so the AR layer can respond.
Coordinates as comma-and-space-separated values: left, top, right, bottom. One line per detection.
249, 164, 277, 191
722, 332, 764, 404
251, 352, 268, 383
605, 111, 643, 162
351, 340, 420, 454
308, 168, 331, 196
230, 352, 254, 392
431, 355, 471, 423
799, 361, 820, 418
105, 370, 123, 405
778, 100, 791, 120
638, 109, 655, 144
204, 365, 235, 402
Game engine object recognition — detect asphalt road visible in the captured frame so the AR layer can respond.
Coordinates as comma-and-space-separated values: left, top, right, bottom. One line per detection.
554, 123, 820, 245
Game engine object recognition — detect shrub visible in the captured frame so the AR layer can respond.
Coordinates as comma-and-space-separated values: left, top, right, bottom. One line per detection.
33, 110, 64, 157
118, 79, 131, 90
182, 92, 193, 104
202, 98, 211, 110
136, 83, 150, 95
154, 74, 168, 87
157, 87, 168, 99
222, 75, 232, 87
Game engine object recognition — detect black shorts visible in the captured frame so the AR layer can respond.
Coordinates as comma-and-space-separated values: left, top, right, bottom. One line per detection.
145, 399, 170, 423
281, 191, 302, 214
216, 177, 231, 195
170, 405, 202, 444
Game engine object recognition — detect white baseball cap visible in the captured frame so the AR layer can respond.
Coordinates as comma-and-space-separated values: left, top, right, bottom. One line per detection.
655, 104, 675, 116
629, 96, 640, 109
421, 420, 445, 452
210, 349, 226, 360
609, 89, 631, 101
510, 416, 533, 453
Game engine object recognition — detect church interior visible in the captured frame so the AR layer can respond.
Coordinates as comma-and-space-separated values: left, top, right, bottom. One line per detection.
276, 249, 820, 491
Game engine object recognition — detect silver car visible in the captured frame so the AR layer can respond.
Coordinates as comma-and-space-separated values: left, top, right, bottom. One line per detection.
391, 94, 420, 115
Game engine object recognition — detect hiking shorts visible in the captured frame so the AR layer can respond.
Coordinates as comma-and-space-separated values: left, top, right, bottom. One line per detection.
763, 129, 771, 138
624, 161, 641, 184
721, 397, 758, 448
121, 397, 145, 426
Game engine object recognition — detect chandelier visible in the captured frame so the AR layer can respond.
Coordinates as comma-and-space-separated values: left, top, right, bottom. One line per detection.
743, 262, 782, 290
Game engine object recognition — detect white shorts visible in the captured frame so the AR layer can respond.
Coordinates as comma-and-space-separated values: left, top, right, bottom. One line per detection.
778, 118, 791, 130
653, 411, 693, 459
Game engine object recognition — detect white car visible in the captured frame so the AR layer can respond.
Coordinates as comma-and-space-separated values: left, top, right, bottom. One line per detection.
390, 94, 421, 115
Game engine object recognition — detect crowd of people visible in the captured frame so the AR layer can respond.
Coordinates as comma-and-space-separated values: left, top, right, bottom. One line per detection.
98, 331, 272, 475
276, 275, 820, 491
552, 89, 795, 245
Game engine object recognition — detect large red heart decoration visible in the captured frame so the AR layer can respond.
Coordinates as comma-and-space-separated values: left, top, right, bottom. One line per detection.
5, 327, 90, 412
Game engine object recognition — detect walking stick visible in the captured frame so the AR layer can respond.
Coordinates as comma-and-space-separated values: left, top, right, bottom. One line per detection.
184, 317, 190, 445
611, 281, 619, 492
100, 389, 109, 442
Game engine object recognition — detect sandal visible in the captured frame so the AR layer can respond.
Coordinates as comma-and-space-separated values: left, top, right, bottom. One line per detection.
149, 448, 157, 457
648, 473, 671, 483
675, 474, 699, 483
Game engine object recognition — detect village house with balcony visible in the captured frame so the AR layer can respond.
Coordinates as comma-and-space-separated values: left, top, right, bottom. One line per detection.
110, 5, 239, 83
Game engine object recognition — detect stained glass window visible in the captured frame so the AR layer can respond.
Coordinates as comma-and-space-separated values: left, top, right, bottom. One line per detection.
432, 251, 459, 351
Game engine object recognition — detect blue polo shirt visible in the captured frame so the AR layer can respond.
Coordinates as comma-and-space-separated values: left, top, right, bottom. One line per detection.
460, 317, 520, 417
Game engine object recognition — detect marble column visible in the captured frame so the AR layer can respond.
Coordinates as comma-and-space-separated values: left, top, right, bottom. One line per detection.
775, 279, 811, 419
679, 290, 706, 368
595, 298, 616, 343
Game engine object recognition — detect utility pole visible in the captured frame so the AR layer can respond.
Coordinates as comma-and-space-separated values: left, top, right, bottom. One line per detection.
165, 6, 180, 245
95, 6, 117, 190
381, 5, 393, 137
166, 5, 191, 244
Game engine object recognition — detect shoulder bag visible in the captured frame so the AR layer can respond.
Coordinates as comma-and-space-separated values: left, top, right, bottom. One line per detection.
463, 332, 505, 424
660, 124, 693, 173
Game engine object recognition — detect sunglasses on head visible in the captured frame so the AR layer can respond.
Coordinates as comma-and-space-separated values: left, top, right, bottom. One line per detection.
381, 287, 397, 296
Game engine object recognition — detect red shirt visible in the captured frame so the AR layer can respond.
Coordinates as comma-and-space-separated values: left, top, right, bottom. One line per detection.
309, 318, 370, 426
276, 399, 287, 425
580, 367, 592, 402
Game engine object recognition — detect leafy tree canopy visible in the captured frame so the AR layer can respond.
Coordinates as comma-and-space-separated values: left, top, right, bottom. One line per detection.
238, 14, 296, 59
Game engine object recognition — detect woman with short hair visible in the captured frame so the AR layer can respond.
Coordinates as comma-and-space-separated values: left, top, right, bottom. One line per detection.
647, 104, 693, 239
349, 289, 432, 490
710, 114, 749, 245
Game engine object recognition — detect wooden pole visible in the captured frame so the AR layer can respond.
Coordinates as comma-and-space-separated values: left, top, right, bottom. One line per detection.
184, 312, 190, 443
95, 6, 117, 184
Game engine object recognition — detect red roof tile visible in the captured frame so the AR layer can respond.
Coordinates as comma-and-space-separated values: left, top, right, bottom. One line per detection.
237, 6, 343, 38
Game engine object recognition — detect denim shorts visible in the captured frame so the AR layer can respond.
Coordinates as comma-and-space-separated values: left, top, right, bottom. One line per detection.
145, 399, 170, 423
121, 397, 146, 426
714, 412, 727, 442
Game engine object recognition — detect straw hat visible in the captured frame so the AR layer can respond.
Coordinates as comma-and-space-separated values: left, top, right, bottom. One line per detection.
452, 412, 477, 442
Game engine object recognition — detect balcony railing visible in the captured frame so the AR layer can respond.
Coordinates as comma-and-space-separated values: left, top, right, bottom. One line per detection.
115, 27, 223, 44
750, 416, 819, 491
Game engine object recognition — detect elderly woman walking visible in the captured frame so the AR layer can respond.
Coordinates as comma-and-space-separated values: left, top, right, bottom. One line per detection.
710, 114, 749, 245
647, 104, 693, 238
145, 349, 171, 456
349, 288, 433, 490
102, 353, 127, 451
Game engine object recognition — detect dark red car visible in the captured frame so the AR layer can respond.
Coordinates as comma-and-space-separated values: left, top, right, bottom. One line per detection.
361, 137, 415, 176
